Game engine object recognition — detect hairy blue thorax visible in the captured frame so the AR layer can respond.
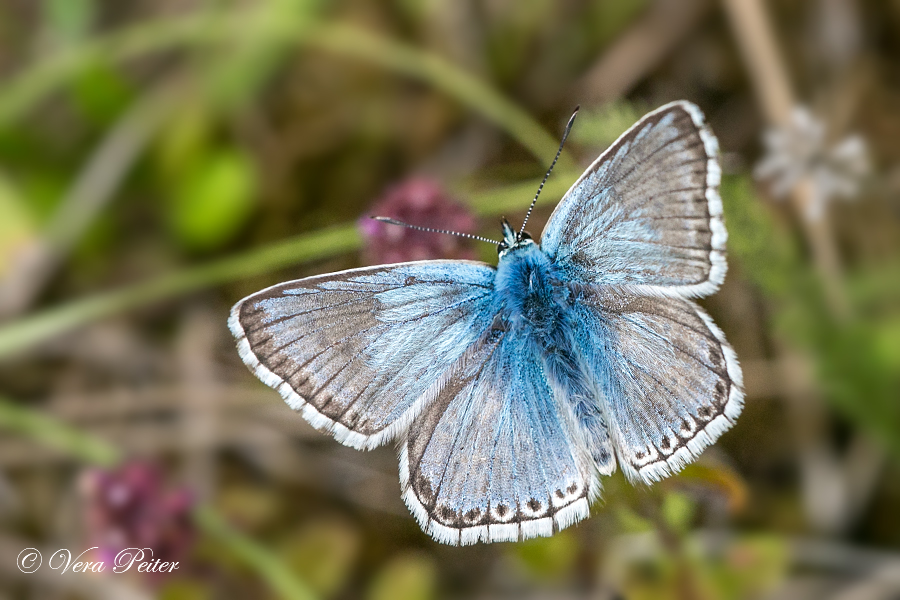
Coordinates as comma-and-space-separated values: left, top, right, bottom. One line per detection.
495, 241, 570, 338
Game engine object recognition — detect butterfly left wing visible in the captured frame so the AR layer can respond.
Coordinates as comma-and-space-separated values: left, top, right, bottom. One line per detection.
570, 286, 744, 484
229, 261, 496, 450
401, 325, 597, 546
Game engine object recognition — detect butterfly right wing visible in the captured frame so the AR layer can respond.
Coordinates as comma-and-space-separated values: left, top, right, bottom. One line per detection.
540, 101, 724, 298
570, 285, 744, 484
229, 261, 496, 450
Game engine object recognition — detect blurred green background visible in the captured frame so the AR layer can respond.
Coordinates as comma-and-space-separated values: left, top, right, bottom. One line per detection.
0, 0, 899, 598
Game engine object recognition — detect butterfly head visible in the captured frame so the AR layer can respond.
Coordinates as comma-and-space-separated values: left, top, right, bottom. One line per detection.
495, 108, 577, 260
497, 218, 534, 258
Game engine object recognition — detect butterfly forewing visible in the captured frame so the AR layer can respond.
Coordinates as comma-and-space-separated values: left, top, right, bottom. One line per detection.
402, 326, 597, 545
229, 261, 497, 450
571, 286, 744, 483
541, 101, 725, 297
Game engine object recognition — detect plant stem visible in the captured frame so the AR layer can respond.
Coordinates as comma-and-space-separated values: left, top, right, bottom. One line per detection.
0, 224, 360, 360
0, 11, 563, 165
302, 22, 567, 167
721, 0, 851, 320
463, 171, 579, 217
0, 396, 121, 466
194, 507, 319, 600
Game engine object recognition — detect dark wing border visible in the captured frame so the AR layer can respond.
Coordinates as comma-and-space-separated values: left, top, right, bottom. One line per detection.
399, 442, 594, 545
628, 302, 744, 483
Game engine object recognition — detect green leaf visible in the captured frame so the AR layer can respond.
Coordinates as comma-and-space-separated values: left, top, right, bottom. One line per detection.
194, 507, 320, 600
201, 0, 324, 109
485, 0, 554, 85
18, 168, 68, 225
703, 534, 789, 598
616, 505, 653, 533
167, 149, 257, 252
392, 0, 435, 21
155, 102, 216, 180
585, 0, 649, 48
873, 316, 900, 370
720, 174, 802, 300
43, 0, 95, 43
69, 60, 135, 125
512, 529, 580, 580
281, 518, 361, 596
0, 173, 36, 276
661, 491, 696, 535
848, 260, 900, 314
367, 554, 437, 600
159, 579, 213, 600
722, 174, 900, 457
570, 100, 649, 149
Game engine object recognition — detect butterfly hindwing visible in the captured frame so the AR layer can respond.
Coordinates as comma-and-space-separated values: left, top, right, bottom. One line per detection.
229, 261, 497, 450
541, 101, 724, 297
571, 286, 744, 483
401, 326, 597, 545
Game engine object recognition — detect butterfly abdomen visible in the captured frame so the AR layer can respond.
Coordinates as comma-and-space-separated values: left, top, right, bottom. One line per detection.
493, 243, 616, 477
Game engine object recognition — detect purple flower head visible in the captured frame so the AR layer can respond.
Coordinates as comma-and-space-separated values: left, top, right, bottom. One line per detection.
79, 461, 194, 578
359, 178, 479, 264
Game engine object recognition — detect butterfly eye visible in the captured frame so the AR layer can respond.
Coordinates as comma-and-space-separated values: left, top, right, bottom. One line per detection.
497, 242, 508, 254
520, 231, 533, 241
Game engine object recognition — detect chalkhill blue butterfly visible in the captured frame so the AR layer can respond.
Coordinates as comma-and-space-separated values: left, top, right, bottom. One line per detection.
229, 101, 744, 545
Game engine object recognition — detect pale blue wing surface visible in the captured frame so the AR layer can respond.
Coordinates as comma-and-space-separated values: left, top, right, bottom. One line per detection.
569, 285, 744, 483
401, 325, 597, 546
229, 261, 496, 450
541, 101, 725, 298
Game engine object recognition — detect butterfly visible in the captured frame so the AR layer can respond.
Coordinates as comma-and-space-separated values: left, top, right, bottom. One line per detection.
229, 101, 744, 545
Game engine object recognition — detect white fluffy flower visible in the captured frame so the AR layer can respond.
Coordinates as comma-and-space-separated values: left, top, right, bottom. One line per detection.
755, 107, 869, 220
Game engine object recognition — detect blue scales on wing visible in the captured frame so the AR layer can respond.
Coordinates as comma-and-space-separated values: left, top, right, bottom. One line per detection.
541, 101, 726, 298
537, 100, 744, 485
400, 324, 598, 545
568, 285, 744, 484
228, 261, 497, 450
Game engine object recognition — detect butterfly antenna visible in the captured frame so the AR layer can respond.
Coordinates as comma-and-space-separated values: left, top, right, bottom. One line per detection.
518, 106, 579, 239
370, 216, 500, 245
